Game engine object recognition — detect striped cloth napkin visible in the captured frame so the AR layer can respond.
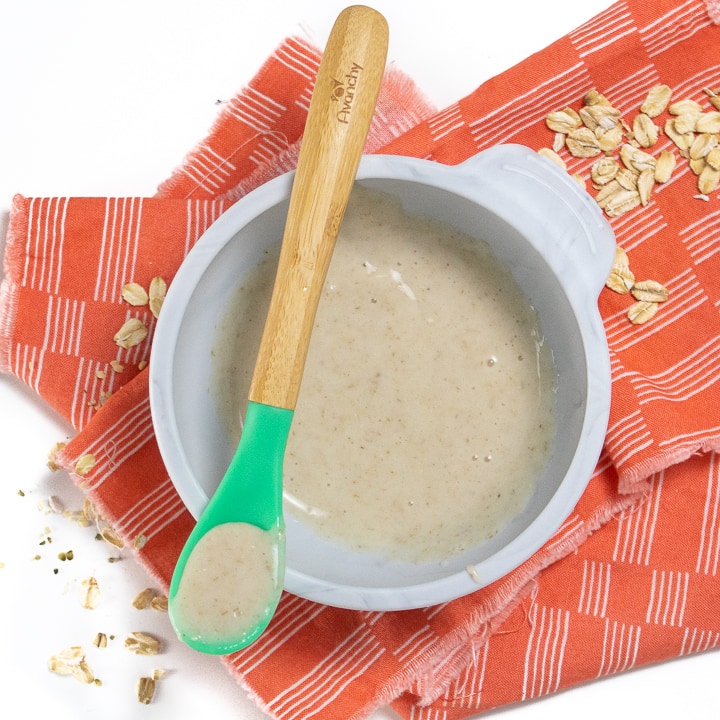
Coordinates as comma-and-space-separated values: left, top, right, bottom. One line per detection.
2, 0, 720, 717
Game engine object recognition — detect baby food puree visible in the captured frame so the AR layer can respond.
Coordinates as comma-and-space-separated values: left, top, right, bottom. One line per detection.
213, 186, 557, 564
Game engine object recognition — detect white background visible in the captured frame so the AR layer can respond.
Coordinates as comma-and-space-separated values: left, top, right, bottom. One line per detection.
1, 1, 718, 718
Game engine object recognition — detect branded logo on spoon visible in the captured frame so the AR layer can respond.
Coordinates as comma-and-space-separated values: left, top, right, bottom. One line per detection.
331, 62, 364, 124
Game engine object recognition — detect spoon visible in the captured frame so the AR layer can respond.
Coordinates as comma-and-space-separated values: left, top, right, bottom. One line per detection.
167, 5, 389, 655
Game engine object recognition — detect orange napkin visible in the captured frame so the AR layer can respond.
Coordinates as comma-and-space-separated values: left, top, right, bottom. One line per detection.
2, 1, 720, 718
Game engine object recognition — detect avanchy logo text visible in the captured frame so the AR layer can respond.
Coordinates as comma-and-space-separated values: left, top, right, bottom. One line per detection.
331, 62, 363, 124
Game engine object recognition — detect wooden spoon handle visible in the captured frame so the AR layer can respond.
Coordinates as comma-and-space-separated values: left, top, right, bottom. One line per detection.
249, 5, 388, 410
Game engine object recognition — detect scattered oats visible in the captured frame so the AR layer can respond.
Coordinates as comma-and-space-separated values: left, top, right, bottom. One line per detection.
619, 143, 656, 173
92, 632, 108, 648
695, 111, 720, 134
149, 276, 167, 319
543, 83, 719, 242
614, 245, 630, 269
664, 118, 694, 155
566, 126, 602, 157
122, 282, 149, 306
114, 317, 148, 349
48, 646, 95, 684
110, 359, 125, 373
132, 587, 156, 610
632, 280, 669, 303
707, 147, 720, 171
138, 672, 167, 704
698, 165, 720, 194
668, 98, 704, 117
150, 595, 168, 613
137, 676, 157, 705
604, 188, 642, 217
47, 441, 67, 471
100, 525, 125, 549
627, 300, 660, 325
80, 577, 101, 609
96, 369, 107, 380
654, 150, 677, 183
82, 498, 98, 525
580, 103, 621, 132
75, 454, 96, 476
538, 147, 566, 169
690, 157, 707, 175
594, 179, 622, 208
125, 631, 162, 656
640, 84, 672, 117
48, 644, 82, 666
637, 168, 655, 206
134, 534, 148, 550
594, 124, 624, 152
466, 564, 483, 584
606, 268, 635, 294
138, 359, 148, 371
689, 132, 718, 161
673, 112, 700, 135
632, 113, 659, 147
545, 107, 582, 133
606, 246, 635, 294
615, 167, 639, 191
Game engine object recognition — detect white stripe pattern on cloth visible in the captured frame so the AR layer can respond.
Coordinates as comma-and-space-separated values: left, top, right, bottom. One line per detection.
597, 617, 641, 676
696, 452, 720, 576
645, 568, 690, 626
522, 604, 570, 700
570, 1, 636, 58
612, 471, 664, 564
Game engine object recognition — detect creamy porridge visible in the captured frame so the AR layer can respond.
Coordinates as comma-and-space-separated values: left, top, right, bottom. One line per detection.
212, 185, 557, 564
171, 522, 281, 645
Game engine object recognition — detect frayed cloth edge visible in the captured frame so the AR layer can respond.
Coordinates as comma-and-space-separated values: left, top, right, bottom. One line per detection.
0, 277, 18, 374
337, 488, 645, 715
0, 194, 29, 374
215, 63, 437, 207
618, 440, 720, 494
154, 35, 320, 201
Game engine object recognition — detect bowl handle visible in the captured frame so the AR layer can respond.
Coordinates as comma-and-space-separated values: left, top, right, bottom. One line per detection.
457, 145, 616, 299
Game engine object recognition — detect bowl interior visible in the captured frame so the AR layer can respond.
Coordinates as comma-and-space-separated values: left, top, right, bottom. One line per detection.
165, 171, 591, 606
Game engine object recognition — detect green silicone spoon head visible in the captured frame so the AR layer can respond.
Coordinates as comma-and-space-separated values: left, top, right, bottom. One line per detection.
167, 401, 292, 654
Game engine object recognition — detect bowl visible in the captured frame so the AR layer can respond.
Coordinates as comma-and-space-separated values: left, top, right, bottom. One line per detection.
149, 144, 615, 611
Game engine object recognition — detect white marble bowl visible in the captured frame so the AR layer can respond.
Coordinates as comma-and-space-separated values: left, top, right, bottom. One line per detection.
149, 145, 615, 611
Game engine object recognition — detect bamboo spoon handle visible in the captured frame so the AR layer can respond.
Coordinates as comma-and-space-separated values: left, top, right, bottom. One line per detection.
248, 5, 388, 410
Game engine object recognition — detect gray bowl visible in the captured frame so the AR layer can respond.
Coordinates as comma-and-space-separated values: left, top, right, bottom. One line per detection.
149, 144, 615, 610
